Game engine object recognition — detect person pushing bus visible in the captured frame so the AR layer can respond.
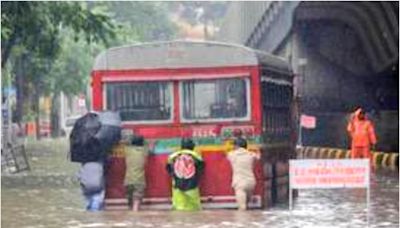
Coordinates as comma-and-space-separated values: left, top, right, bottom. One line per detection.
166, 138, 204, 211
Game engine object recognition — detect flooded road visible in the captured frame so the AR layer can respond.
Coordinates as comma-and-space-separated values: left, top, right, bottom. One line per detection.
2, 171, 398, 228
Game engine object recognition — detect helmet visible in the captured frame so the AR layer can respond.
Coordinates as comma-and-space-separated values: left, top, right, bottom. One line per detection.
234, 137, 247, 149
181, 138, 195, 150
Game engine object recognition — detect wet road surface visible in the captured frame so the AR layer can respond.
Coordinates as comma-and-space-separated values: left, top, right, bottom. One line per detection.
2, 170, 398, 228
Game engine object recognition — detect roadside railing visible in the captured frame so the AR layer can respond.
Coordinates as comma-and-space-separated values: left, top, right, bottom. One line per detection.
296, 146, 399, 170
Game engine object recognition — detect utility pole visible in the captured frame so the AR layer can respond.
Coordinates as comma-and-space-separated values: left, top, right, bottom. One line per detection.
297, 58, 307, 148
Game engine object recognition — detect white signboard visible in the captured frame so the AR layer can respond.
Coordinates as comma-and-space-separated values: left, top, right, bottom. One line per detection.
78, 98, 86, 107
289, 159, 369, 189
289, 159, 370, 224
300, 114, 316, 129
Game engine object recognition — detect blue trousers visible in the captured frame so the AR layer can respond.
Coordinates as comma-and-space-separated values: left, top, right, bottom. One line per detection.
83, 188, 105, 211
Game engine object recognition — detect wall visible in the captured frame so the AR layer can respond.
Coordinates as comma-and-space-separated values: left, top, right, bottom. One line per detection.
217, 1, 399, 152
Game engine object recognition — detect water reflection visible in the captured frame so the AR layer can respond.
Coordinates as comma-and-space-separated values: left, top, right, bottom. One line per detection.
2, 171, 398, 228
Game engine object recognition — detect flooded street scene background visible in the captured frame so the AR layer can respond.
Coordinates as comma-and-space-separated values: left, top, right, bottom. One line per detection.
2, 172, 398, 228
2, 1, 399, 228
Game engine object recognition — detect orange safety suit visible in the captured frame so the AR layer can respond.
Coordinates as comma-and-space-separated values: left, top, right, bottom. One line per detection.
347, 111, 377, 160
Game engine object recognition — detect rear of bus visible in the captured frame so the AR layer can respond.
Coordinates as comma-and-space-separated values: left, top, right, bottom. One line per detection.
91, 41, 265, 209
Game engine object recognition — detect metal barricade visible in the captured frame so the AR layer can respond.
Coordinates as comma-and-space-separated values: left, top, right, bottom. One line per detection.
1, 143, 30, 173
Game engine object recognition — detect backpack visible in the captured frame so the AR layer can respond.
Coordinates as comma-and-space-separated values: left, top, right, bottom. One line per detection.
173, 154, 196, 179
168, 152, 204, 191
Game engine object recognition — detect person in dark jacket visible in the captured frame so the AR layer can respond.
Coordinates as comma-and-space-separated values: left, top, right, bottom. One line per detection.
73, 111, 122, 211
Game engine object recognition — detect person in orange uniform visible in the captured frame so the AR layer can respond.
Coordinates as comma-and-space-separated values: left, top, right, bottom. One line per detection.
347, 108, 377, 165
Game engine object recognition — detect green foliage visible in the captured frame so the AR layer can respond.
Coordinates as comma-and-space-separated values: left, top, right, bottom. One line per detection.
1, 1, 117, 127
1, 1, 113, 82
1, 1, 116, 67
2, 2, 178, 95
22, 109, 36, 122
1, 66, 12, 88
46, 30, 96, 96
1, 1, 180, 128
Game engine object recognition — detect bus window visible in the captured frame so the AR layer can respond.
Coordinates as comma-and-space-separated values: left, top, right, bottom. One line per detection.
105, 82, 172, 122
181, 78, 249, 121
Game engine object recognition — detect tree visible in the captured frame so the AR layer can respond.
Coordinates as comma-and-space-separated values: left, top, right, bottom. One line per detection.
46, 31, 98, 137
2, 2, 181, 139
1, 2, 116, 139
46, 2, 179, 137
1, 2, 116, 67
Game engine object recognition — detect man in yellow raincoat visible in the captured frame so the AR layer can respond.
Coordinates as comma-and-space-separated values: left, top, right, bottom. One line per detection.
166, 138, 204, 211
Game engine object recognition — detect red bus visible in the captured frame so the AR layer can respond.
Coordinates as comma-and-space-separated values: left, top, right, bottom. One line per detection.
91, 40, 295, 210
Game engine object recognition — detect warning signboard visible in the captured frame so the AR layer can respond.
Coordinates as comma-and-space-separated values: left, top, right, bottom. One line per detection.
289, 159, 371, 224
289, 159, 369, 189
300, 114, 316, 129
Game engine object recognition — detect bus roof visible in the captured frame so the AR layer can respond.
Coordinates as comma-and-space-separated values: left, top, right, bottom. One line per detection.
93, 40, 290, 74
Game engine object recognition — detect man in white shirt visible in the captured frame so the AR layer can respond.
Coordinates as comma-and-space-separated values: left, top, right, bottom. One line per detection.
227, 137, 260, 210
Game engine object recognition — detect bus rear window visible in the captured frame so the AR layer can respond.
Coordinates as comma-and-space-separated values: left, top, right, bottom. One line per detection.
105, 82, 172, 122
181, 78, 249, 121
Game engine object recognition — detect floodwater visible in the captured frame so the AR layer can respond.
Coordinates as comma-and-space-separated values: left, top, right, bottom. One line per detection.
2, 171, 398, 228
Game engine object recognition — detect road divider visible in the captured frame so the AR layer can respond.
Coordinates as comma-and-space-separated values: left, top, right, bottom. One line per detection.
297, 147, 398, 170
